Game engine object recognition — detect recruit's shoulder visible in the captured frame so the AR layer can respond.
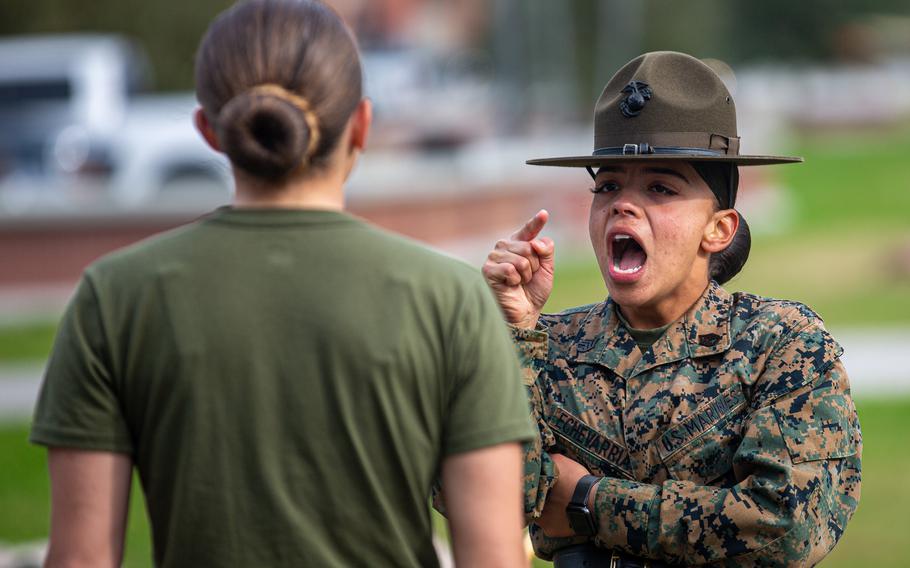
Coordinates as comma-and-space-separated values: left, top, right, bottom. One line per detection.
355, 219, 485, 285
82, 220, 205, 287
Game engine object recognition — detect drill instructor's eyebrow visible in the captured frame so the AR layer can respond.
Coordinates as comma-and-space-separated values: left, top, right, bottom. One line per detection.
595, 165, 691, 184
643, 167, 690, 183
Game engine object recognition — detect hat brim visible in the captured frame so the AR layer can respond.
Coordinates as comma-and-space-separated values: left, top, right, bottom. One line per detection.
527, 154, 803, 167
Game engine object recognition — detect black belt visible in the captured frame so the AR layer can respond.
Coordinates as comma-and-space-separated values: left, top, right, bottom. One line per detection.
552, 544, 671, 568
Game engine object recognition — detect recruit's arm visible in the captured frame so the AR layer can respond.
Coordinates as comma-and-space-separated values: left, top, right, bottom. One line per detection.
441, 442, 528, 568
44, 448, 132, 568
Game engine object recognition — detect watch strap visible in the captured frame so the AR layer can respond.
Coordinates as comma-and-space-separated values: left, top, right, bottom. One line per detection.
566, 474, 600, 536
570, 474, 600, 508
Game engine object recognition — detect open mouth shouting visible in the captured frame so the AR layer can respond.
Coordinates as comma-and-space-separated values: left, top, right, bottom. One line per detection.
608, 230, 648, 283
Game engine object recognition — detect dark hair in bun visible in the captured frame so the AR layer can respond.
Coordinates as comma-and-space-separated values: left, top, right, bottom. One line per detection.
195, 0, 362, 182
217, 85, 321, 181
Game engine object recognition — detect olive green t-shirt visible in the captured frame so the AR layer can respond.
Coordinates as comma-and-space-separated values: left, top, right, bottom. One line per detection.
31, 207, 534, 568
616, 307, 673, 353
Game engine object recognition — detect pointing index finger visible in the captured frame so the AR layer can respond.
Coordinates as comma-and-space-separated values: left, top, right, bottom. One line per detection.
511, 209, 549, 242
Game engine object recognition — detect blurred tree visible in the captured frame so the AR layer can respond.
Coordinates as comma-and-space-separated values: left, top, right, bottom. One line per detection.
725, 0, 853, 63
0, 0, 232, 91
553, 0, 910, 115
726, 0, 910, 63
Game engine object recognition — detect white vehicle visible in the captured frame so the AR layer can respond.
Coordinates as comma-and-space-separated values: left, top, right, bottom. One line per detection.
0, 34, 230, 213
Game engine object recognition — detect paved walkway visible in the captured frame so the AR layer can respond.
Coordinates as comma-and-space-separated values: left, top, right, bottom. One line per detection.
836, 327, 910, 395
0, 540, 45, 568
0, 364, 43, 421
2, 328, 907, 421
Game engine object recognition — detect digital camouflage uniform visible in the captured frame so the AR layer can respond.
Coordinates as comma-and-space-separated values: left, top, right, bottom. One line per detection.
516, 281, 861, 566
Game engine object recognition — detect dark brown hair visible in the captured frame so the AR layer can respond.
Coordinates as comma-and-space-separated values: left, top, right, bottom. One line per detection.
195, 0, 362, 181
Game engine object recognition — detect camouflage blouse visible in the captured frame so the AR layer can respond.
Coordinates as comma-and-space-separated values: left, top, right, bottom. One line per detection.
516, 281, 861, 566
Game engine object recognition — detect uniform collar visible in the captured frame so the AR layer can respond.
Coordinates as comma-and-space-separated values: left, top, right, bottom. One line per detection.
567, 281, 732, 378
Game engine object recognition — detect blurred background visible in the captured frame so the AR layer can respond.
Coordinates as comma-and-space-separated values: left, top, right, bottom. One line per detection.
1, 0, 909, 566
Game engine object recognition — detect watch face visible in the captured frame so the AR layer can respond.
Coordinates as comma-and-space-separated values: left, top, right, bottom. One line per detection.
567, 505, 597, 536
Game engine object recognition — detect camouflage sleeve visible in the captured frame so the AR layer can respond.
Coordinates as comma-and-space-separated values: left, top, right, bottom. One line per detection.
589, 321, 862, 566
508, 325, 559, 521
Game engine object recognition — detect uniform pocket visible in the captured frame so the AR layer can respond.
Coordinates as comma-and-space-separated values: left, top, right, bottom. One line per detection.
773, 391, 858, 463
659, 385, 747, 484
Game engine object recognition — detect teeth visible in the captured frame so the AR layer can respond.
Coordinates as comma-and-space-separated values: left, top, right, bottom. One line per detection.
611, 233, 643, 275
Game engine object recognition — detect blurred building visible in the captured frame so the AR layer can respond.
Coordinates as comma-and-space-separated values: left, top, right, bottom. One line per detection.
331, 0, 488, 50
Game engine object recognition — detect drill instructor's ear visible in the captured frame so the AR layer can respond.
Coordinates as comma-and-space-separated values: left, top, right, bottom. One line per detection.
701, 209, 739, 254
194, 108, 222, 153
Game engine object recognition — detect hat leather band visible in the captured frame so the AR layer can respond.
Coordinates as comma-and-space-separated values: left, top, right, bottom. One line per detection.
593, 132, 741, 156
594, 145, 724, 157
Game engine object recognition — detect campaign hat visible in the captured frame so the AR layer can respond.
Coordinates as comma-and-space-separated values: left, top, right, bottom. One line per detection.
527, 51, 802, 168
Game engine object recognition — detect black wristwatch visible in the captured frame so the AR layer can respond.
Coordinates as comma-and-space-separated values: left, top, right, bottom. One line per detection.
565, 474, 600, 536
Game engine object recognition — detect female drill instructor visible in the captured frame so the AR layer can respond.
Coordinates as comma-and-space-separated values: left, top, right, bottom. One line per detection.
30, 1, 535, 567
483, 51, 862, 566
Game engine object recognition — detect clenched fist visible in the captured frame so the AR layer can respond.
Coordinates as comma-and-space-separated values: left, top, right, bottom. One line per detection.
482, 210, 555, 329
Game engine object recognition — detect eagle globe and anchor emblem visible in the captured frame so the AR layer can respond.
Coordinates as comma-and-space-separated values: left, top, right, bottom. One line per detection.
619, 80, 652, 117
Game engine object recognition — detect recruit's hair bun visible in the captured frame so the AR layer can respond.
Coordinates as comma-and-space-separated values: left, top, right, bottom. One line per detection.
709, 212, 751, 285
195, 1, 362, 183
217, 85, 321, 181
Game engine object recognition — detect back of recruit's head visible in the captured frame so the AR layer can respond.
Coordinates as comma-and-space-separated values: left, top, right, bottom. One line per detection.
195, 0, 363, 182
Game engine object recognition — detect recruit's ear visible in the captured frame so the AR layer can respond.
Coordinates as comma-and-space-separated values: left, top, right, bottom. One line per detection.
701, 209, 739, 254
194, 108, 222, 153
348, 98, 372, 153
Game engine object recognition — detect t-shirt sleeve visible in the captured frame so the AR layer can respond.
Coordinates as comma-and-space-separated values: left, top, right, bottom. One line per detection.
441, 275, 536, 456
30, 272, 133, 454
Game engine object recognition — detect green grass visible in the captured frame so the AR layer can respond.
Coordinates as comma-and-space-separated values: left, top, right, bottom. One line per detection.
0, 426, 153, 566
0, 323, 57, 364
2, 397, 904, 567
823, 398, 910, 567
781, 125, 910, 231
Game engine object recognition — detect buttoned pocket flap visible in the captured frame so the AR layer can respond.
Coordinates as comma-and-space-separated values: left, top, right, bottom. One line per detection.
773, 392, 858, 464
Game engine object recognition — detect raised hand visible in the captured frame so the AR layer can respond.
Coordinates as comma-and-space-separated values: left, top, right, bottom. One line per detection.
482, 209, 555, 329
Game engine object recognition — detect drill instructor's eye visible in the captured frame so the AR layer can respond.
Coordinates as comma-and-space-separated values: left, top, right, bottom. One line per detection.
650, 184, 677, 196
591, 181, 620, 194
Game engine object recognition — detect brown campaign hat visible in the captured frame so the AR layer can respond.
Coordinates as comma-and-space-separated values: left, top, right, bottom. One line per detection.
527, 51, 802, 168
